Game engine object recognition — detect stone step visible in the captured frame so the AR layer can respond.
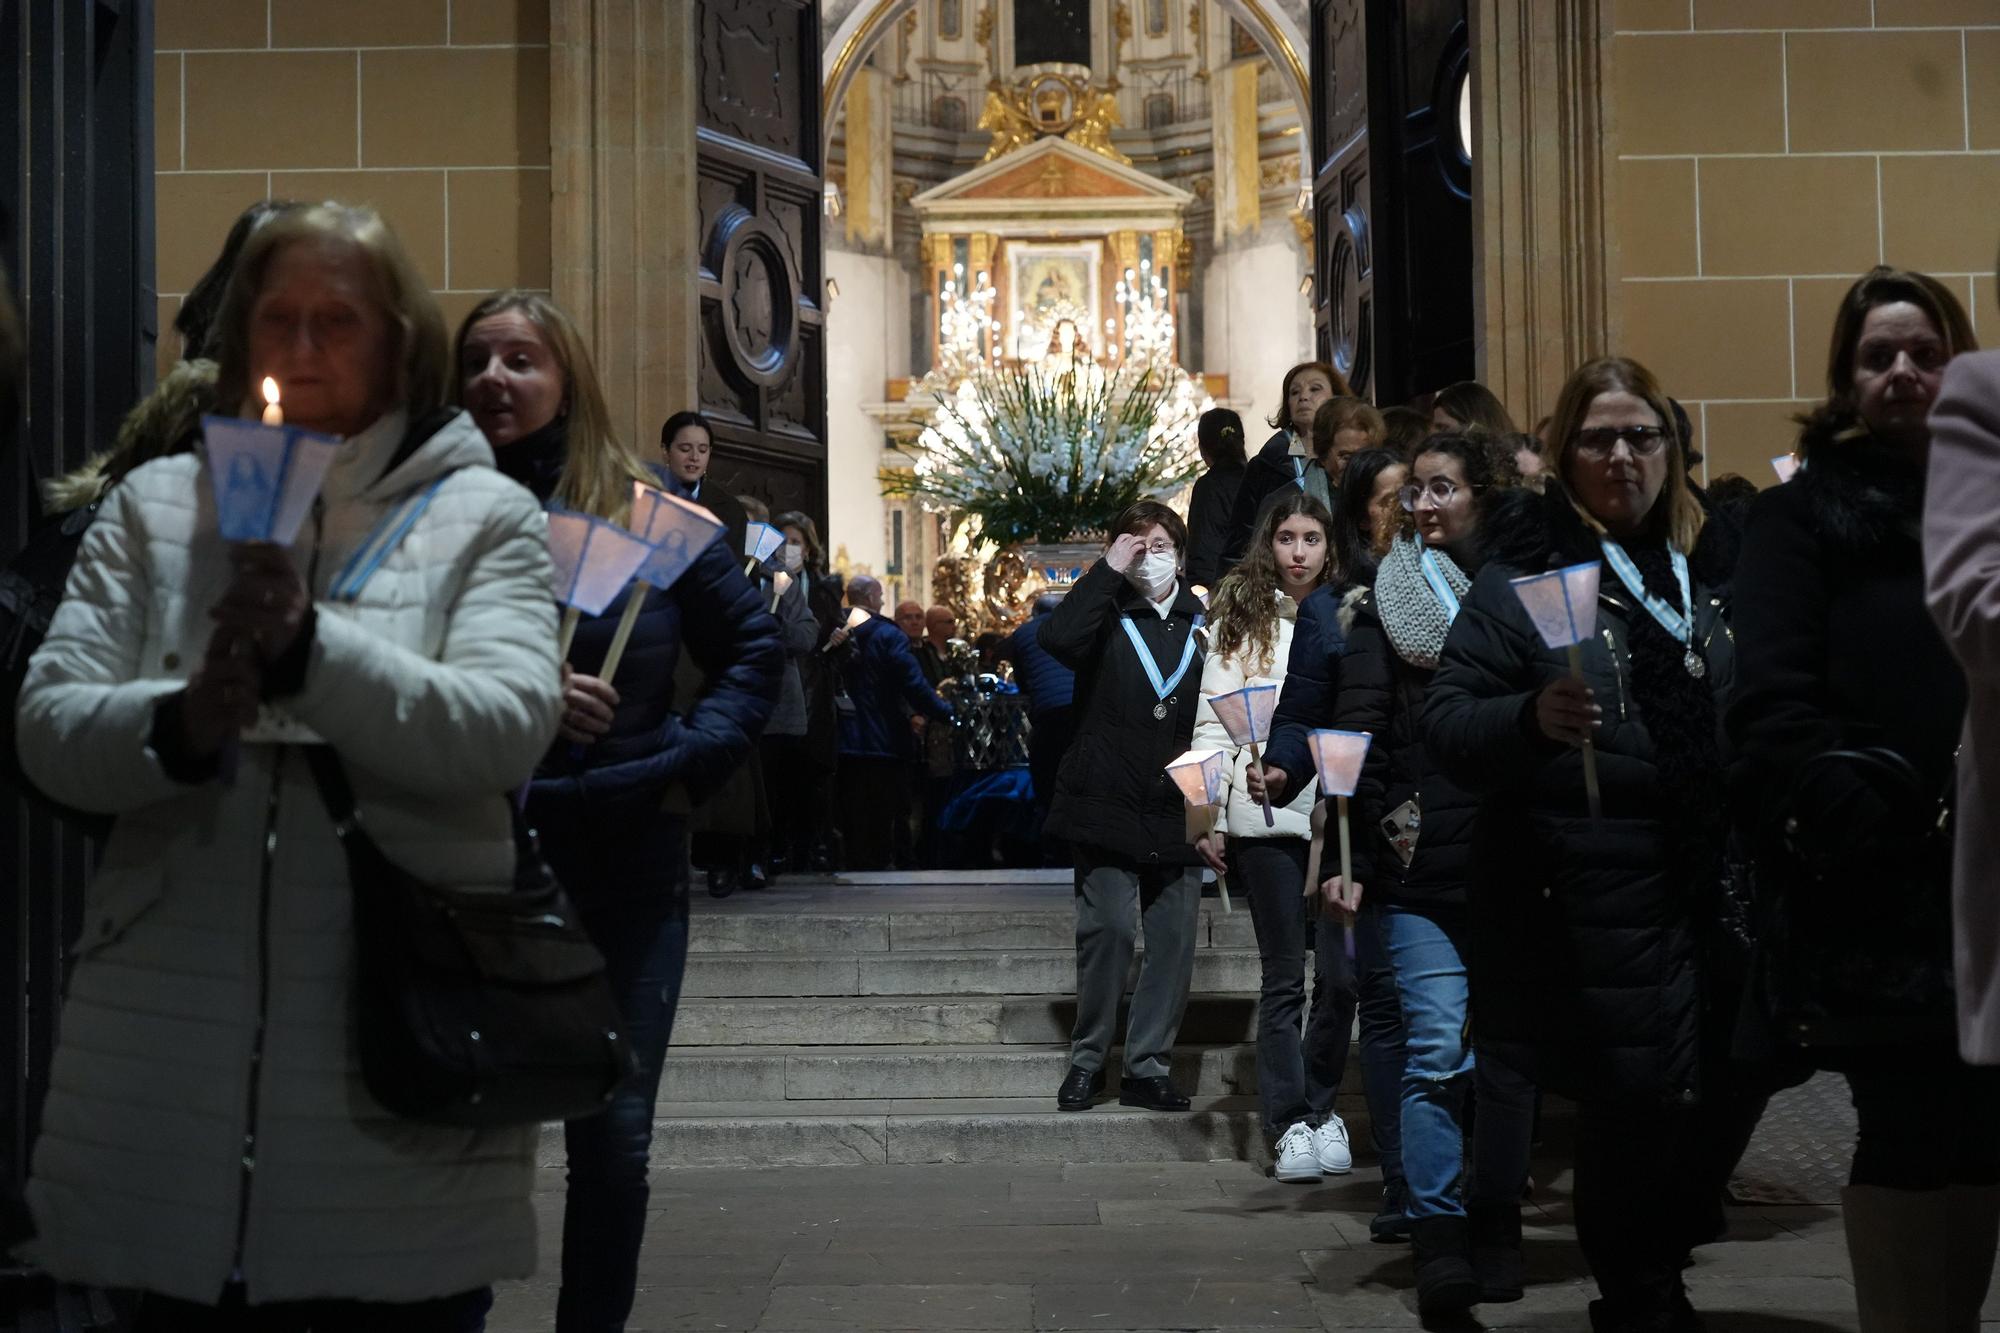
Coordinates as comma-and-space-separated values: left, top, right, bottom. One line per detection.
680, 947, 1278, 998
541, 1098, 1311, 1169
657, 1042, 1292, 1102
671, 992, 1259, 1048
687, 905, 1258, 955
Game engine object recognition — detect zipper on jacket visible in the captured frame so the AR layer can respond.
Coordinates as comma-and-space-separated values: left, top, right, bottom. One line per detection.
1599, 626, 1629, 720
231, 504, 324, 1276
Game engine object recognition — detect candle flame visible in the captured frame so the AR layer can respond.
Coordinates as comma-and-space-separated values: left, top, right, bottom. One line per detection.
262, 377, 280, 407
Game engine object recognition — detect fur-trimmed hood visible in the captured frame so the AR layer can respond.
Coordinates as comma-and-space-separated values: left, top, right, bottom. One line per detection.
1475, 480, 1743, 592
1790, 409, 1925, 551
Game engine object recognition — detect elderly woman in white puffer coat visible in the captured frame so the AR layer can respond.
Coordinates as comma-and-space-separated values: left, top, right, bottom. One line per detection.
14, 203, 562, 1328
1189, 490, 1358, 1185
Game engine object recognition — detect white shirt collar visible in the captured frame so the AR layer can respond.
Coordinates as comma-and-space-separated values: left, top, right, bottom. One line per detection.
1147, 586, 1177, 618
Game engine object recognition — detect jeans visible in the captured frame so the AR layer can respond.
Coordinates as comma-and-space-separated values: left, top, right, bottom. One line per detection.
1071, 855, 1201, 1079
1847, 1058, 2000, 1189
134, 1287, 491, 1331
1353, 902, 1407, 1188
1381, 904, 1535, 1218
1236, 837, 1355, 1139
538, 812, 693, 1333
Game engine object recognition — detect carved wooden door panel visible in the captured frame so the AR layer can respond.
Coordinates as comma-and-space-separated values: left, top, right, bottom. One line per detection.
694, 0, 827, 526
1311, 0, 1374, 399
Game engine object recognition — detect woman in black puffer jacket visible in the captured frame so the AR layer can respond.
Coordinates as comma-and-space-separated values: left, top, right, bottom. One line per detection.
1423, 357, 1763, 1333
457, 291, 781, 1332
1315, 433, 1535, 1319
1729, 266, 1997, 1332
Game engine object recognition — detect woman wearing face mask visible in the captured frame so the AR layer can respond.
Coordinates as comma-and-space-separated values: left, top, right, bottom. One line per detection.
456, 291, 780, 1332
1730, 268, 1995, 1332
1421, 357, 1760, 1333
1189, 493, 1355, 1183
770, 510, 843, 874
1295, 435, 1535, 1318
1220, 361, 1350, 570
1040, 501, 1207, 1113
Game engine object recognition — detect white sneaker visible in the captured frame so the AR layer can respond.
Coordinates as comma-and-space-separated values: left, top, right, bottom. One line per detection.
1274, 1121, 1322, 1183
1313, 1114, 1353, 1174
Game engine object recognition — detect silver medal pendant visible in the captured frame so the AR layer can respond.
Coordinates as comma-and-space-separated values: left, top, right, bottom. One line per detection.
1685, 649, 1706, 679
1153, 700, 1169, 721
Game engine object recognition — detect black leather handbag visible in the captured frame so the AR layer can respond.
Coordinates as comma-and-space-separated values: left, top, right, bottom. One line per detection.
1740, 746, 1958, 1053
305, 746, 639, 1127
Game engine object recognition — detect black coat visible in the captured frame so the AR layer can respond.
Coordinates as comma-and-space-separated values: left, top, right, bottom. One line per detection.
1219, 430, 1301, 570
1326, 587, 1484, 912
1184, 460, 1246, 589
1038, 560, 1205, 866
835, 613, 951, 760
527, 468, 783, 822
1726, 423, 1963, 1043
1422, 486, 1740, 1108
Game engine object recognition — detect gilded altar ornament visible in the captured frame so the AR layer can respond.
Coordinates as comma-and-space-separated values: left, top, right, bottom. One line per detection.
978, 89, 1040, 162
930, 552, 981, 632
1064, 88, 1131, 165
982, 545, 1032, 628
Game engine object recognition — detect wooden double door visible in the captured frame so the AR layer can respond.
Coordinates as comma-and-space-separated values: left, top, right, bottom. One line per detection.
1310, 0, 1475, 406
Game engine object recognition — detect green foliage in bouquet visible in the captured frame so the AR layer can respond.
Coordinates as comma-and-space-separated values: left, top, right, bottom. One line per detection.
882, 359, 1203, 547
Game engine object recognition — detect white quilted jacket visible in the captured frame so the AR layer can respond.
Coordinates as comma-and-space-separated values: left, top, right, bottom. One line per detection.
1190, 592, 1317, 841
14, 408, 563, 1302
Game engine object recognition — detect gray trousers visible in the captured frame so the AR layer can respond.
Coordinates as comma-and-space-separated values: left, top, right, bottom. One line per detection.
1070, 857, 1202, 1079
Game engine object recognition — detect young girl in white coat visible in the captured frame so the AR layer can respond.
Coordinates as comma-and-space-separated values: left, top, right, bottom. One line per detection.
1191, 490, 1355, 1182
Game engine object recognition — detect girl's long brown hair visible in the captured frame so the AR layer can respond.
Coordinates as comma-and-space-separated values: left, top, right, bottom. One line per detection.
452, 290, 655, 524
1206, 490, 1335, 675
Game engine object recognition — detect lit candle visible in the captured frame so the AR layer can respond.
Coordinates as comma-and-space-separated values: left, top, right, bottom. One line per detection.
261, 377, 283, 426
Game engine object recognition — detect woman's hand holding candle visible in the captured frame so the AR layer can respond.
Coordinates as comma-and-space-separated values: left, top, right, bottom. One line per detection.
558, 662, 619, 746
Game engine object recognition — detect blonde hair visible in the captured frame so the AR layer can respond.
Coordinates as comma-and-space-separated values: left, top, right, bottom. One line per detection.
1546, 356, 1705, 554
210, 201, 447, 422
452, 290, 655, 524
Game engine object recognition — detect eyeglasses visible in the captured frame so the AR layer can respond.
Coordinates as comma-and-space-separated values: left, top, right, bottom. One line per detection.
1573, 425, 1669, 458
1398, 479, 1479, 512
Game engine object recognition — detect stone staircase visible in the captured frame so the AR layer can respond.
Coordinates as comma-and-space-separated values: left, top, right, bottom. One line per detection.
625, 870, 1367, 1170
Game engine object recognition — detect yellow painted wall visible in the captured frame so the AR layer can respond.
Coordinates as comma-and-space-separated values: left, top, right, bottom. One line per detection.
153, 0, 551, 376
1611, 0, 1998, 483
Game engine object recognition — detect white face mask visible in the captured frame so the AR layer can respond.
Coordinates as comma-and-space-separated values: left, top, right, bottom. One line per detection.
1128, 550, 1179, 600
781, 542, 805, 573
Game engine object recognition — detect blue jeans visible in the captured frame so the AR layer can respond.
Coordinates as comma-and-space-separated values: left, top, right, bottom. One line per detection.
1237, 838, 1355, 1139
538, 811, 692, 1333
134, 1287, 491, 1330
1353, 902, 1407, 1189
1382, 904, 1535, 1219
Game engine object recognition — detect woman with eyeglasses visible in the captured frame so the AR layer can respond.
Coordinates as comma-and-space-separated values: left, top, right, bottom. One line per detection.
1731, 267, 1996, 1331
1271, 434, 1535, 1318
1422, 357, 1762, 1333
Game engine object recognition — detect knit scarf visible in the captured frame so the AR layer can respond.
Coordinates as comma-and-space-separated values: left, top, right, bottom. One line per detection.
1373, 532, 1469, 670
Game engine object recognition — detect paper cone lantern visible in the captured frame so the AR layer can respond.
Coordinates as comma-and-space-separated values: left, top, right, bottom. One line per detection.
547, 512, 656, 616
1307, 729, 1372, 798
1166, 748, 1229, 807
1509, 560, 1601, 650
1209, 680, 1280, 746
1771, 454, 1800, 483
844, 606, 870, 630
744, 521, 786, 566
202, 415, 341, 544
629, 482, 726, 590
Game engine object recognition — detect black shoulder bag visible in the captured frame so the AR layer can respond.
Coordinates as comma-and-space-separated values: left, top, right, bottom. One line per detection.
1738, 746, 1958, 1054
304, 745, 639, 1126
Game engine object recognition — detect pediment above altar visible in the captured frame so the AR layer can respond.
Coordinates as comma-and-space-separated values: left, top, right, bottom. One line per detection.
913, 137, 1192, 236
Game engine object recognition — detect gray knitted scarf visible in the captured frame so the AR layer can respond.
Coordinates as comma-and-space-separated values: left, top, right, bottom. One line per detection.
1373, 533, 1469, 670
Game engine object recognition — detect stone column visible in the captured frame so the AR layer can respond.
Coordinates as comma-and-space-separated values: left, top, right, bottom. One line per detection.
550, 0, 699, 453
1468, 0, 1619, 427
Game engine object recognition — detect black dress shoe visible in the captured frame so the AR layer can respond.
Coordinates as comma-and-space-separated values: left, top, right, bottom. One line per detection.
706, 866, 739, 899
1057, 1065, 1104, 1111
1117, 1075, 1190, 1111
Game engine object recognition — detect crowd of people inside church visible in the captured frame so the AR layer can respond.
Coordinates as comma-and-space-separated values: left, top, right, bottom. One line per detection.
2, 193, 1999, 1333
